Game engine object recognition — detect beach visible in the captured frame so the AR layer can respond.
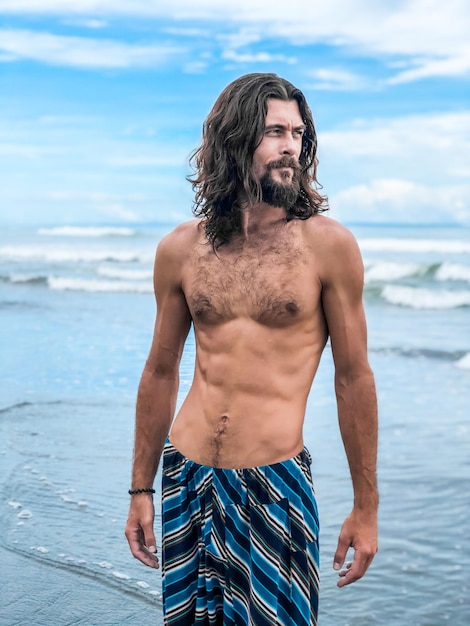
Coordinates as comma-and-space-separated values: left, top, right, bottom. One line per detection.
1, 222, 469, 625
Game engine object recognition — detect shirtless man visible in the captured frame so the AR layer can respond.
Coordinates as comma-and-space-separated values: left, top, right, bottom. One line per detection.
125, 73, 378, 625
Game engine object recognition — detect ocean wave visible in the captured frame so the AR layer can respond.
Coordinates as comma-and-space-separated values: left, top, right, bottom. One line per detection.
1, 273, 48, 285
364, 259, 470, 284
364, 261, 424, 283
456, 353, 470, 370
37, 226, 136, 237
0, 401, 33, 414
435, 262, 470, 283
1, 269, 153, 292
97, 266, 153, 280
0, 245, 153, 264
370, 346, 467, 362
359, 238, 470, 254
382, 285, 470, 309
48, 277, 153, 293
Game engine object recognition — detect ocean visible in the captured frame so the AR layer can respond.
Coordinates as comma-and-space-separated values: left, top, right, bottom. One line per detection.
1, 222, 469, 626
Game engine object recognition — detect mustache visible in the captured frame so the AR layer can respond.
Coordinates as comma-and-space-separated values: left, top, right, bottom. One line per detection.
266, 157, 301, 172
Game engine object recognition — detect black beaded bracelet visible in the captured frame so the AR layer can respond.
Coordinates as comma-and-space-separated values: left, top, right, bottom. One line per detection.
128, 488, 155, 495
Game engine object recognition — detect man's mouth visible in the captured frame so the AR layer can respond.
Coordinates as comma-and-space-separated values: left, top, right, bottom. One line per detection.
267, 158, 300, 173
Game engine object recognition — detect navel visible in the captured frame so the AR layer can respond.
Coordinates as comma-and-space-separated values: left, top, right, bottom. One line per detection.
210, 414, 230, 466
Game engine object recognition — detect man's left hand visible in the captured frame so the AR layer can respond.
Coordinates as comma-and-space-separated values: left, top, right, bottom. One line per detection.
333, 509, 378, 587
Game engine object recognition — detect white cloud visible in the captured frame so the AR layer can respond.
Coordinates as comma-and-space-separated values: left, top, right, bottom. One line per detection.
0, 2, 468, 81
307, 68, 370, 91
217, 28, 261, 50
222, 50, 296, 64
387, 47, 470, 84
331, 179, 470, 224
0, 1, 468, 56
0, 28, 185, 68
319, 111, 470, 182
61, 18, 107, 28
316, 111, 470, 225
183, 60, 209, 74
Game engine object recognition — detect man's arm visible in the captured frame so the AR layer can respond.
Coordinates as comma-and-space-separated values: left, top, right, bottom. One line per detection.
125, 230, 192, 568
320, 224, 379, 587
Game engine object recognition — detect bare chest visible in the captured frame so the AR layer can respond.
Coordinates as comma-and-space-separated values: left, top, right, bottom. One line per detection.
184, 241, 318, 326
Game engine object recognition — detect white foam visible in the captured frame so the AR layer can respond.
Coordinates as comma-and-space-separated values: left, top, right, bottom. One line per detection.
94, 561, 113, 569
48, 277, 153, 294
365, 261, 422, 282
38, 226, 136, 237
435, 262, 470, 283
36, 546, 49, 554
59, 494, 75, 503
17, 509, 33, 519
456, 353, 470, 370
112, 571, 131, 580
359, 238, 470, 254
0, 245, 152, 264
97, 266, 153, 280
8, 501, 22, 509
136, 581, 150, 589
8, 273, 46, 284
382, 285, 470, 309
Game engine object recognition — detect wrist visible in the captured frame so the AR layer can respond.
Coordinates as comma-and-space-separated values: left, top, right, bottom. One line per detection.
128, 487, 155, 496
353, 498, 379, 515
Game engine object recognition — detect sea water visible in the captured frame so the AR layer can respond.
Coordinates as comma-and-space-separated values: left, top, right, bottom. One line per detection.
1, 222, 469, 625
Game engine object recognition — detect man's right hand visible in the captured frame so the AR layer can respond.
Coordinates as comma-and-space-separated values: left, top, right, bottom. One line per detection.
125, 495, 160, 569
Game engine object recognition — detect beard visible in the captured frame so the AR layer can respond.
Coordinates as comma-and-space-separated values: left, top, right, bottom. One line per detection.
259, 157, 301, 209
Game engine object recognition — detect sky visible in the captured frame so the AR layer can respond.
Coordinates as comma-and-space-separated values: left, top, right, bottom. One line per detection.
1, 0, 469, 226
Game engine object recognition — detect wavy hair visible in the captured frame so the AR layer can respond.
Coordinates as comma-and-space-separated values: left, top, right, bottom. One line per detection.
188, 73, 328, 247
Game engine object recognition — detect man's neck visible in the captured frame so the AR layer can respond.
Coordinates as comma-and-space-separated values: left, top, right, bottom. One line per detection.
239, 202, 287, 240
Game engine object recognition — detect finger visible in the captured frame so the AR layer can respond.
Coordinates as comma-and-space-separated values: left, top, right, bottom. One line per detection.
144, 530, 157, 555
130, 540, 160, 568
137, 547, 160, 569
125, 526, 159, 569
338, 561, 353, 577
333, 534, 350, 571
337, 552, 372, 587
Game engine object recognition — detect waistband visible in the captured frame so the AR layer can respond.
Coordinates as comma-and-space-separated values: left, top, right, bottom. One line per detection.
164, 438, 312, 473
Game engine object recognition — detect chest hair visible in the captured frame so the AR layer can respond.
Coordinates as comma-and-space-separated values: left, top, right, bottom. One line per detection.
187, 235, 309, 325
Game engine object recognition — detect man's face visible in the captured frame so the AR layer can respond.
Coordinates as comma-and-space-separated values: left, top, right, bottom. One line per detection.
252, 98, 304, 208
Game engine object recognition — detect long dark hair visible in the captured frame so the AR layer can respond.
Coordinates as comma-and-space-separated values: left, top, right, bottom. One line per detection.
188, 73, 328, 247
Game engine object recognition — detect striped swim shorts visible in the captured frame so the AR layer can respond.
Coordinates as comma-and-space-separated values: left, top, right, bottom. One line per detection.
162, 439, 320, 625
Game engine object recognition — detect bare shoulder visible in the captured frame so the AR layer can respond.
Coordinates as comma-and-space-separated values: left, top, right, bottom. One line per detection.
305, 214, 358, 248
304, 214, 363, 282
153, 219, 202, 292
157, 219, 202, 259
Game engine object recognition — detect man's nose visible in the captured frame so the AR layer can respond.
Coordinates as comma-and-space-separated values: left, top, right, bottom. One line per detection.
281, 133, 296, 155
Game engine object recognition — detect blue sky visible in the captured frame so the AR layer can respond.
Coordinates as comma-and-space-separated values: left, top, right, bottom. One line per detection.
1, 0, 469, 226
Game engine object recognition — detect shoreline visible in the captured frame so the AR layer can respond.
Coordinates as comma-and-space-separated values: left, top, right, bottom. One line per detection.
1, 544, 162, 626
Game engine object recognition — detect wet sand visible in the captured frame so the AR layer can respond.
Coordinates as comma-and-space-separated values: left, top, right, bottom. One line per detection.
1, 545, 161, 626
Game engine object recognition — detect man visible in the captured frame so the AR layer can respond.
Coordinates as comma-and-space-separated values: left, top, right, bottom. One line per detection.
125, 73, 378, 625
